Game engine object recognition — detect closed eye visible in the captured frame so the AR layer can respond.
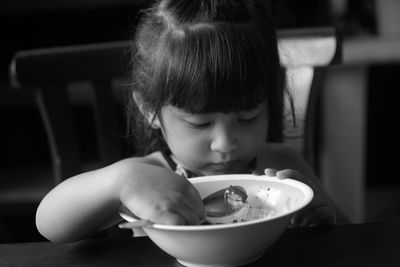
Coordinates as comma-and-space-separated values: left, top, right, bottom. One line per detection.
238, 106, 263, 123
238, 115, 259, 123
185, 121, 211, 128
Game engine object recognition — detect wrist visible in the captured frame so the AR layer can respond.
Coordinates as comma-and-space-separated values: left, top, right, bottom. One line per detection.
112, 158, 152, 205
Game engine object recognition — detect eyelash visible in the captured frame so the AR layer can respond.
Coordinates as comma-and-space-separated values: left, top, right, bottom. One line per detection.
238, 114, 258, 123
238, 115, 259, 123
186, 121, 211, 128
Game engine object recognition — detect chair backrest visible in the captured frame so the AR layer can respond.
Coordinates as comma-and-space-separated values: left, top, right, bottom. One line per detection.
277, 27, 341, 171
9, 27, 341, 184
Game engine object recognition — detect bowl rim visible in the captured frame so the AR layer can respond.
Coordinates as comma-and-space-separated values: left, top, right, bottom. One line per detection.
120, 174, 313, 231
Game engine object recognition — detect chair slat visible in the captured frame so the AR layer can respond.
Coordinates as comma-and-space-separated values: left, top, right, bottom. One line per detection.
91, 79, 123, 166
36, 85, 82, 183
10, 41, 130, 87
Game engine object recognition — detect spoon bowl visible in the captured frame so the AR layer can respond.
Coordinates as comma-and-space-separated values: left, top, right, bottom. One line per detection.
202, 185, 247, 223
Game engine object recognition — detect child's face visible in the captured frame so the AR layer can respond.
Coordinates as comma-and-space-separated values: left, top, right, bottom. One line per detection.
158, 103, 268, 176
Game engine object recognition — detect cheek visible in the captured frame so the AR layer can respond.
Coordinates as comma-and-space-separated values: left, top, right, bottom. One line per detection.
240, 120, 268, 149
164, 128, 210, 156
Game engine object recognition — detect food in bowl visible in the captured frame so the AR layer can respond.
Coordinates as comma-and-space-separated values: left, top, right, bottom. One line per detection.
119, 174, 313, 267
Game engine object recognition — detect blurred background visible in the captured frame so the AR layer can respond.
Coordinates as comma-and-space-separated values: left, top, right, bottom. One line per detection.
1, 0, 399, 243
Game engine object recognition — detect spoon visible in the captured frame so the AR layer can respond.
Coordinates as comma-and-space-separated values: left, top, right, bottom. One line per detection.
203, 185, 247, 217
119, 185, 248, 229
203, 185, 248, 224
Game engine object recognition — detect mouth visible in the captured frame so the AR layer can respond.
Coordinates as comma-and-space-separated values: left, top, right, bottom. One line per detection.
209, 160, 239, 172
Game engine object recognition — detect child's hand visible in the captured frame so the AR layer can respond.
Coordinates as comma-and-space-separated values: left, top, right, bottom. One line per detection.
264, 168, 336, 227
119, 164, 205, 226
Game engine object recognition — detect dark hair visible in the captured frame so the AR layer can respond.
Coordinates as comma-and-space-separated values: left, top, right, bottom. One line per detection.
127, 0, 285, 155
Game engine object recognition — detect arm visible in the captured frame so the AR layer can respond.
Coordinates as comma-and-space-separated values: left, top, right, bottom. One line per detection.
36, 155, 204, 243
257, 143, 349, 225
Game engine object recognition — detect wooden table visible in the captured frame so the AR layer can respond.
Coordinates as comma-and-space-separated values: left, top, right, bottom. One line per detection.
1, 221, 400, 266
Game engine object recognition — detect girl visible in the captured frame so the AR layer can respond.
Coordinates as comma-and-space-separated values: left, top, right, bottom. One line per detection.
36, 0, 337, 243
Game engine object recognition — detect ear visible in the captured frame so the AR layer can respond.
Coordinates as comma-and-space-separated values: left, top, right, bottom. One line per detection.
132, 92, 161, 129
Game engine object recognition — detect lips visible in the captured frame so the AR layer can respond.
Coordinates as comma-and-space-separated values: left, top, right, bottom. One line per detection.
209, 160, 239, 172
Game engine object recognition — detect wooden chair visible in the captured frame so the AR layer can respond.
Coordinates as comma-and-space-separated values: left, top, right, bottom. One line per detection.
276, 27, 341, 173
7, 27, 345, 226
9, 41, 132, 185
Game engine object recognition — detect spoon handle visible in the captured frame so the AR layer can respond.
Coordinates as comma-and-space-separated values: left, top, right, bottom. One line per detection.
118, 205, 153, 229
118, 220, 153, 229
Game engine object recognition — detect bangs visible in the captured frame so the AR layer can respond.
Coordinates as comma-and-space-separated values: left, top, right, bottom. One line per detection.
151, 22, 277, 114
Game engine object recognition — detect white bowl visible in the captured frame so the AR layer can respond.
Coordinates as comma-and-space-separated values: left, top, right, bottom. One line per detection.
120, 174, 313, 267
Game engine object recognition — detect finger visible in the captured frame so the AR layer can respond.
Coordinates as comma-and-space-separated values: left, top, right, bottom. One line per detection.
252, 169, 264, 175
300, 211, 335, 227
290, 205, 318, 227
172, 178, 205, 220
276, 169, 302, 180
156, 211, 186, 225
289, 212, 302, 227
173, 197, 205, 225
185, 203, 205, 225
147, 193, 201, 225
291, 205, 335, 227
187, 187, 206, 219
264, 168, 278, 177
167, 185, 205, 224
183, 209, 205, 225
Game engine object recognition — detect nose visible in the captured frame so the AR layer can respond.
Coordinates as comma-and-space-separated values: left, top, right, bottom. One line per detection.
210, 126, 238, 154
